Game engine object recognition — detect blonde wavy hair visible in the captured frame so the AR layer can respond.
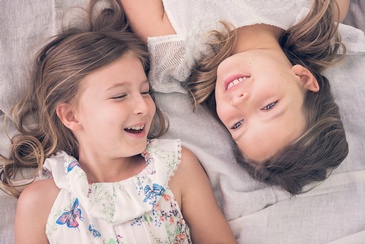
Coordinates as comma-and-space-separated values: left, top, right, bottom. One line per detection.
0, 0, 168, 198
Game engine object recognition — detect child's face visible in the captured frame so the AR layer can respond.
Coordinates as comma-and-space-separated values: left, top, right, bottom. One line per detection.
215, 49, 307, 162
74, 53, 155, 159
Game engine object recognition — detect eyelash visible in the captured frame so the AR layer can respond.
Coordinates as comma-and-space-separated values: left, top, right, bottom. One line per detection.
262, 101, 278, 110
231, 120, 243, 130
231, 101, 278, 130
111, 95, 126, 100
141, 90, 152, 95
111, 90, 151, 100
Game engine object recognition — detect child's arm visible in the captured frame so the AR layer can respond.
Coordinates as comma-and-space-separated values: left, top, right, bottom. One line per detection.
15, 179, 59, 244
171, 147, 236, 243
119, 0, 175, 42
334, 0, 350, 23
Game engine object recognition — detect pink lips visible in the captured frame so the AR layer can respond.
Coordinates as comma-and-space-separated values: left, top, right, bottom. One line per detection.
223, 74, 250, 91
124, 123, 147, 138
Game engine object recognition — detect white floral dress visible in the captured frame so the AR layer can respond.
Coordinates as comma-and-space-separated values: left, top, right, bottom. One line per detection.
44, 139, 191, 244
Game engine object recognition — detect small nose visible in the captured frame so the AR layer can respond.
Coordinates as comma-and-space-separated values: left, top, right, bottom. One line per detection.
231, 92, 248, 107
133, 95, 149, 115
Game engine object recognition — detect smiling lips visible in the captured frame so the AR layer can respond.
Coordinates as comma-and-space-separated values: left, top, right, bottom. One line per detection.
124, 125, 145, 134
225, 75, 250, 91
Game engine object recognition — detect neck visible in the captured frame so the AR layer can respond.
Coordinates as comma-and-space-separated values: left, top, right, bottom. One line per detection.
233, 24, 284, 54
78, 153, 147, 183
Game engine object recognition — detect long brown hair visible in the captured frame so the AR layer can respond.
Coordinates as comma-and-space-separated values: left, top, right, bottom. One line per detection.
188, 0, 348, 194
0, 0, 167, 198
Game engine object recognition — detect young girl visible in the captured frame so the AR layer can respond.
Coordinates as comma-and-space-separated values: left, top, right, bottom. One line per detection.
1, 0, 236, 243
119, 0, 350, 194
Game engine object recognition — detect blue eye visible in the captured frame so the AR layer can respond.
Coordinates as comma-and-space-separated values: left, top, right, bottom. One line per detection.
262, 101, 278, 110
231, 120, 243, 130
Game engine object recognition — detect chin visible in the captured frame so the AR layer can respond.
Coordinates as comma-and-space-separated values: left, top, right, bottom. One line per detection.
135, 140, 149, 153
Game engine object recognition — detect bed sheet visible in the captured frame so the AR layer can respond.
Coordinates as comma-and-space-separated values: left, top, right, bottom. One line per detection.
1, 0, 365, 243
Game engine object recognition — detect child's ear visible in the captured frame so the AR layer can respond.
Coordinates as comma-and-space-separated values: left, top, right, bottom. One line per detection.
56, 103, 81, 131
292, 64, 320, 92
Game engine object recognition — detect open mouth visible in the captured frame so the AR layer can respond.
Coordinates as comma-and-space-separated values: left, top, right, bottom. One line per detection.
226, 76, 250, 90
124, 125, 145, 134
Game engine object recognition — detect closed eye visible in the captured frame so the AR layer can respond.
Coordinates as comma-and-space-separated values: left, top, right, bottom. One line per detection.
261, 101, 278, 111
111, 94, 127, 100
141, 90, 152, 95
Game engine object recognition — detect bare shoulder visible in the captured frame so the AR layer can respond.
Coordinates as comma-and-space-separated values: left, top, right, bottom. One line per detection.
172, 147, 237, 243
173, 146, 205, 181
179, 146, 201, 170
17, 178, 59, 223
170, 146, 207, 196
18, 178, 59, 208
169, 146, 201, 202
15, 179, 59, 244
178, 146, 212, 181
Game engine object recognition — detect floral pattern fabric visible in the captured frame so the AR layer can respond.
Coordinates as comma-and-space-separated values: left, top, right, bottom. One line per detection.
44, 139, 191, 243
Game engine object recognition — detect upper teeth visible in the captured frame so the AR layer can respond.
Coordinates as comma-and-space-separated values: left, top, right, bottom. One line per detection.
227, 77, 249, 90
127, 125, 144, 130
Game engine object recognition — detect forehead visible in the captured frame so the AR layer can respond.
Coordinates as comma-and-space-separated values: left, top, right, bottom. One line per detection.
83, 54, 145, 83
75, 55, 146, 100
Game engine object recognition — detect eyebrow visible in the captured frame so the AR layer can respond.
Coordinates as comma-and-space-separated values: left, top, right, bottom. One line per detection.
105, 79, 149, 91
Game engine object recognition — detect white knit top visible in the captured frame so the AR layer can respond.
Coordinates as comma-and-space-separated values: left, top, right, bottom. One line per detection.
148, 0, 311, 93
147, 0, 365, 94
